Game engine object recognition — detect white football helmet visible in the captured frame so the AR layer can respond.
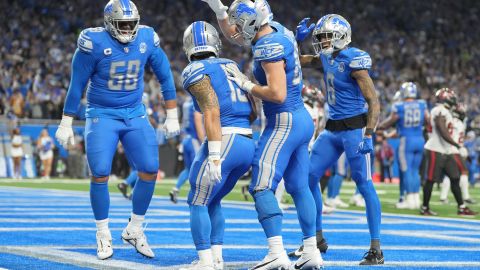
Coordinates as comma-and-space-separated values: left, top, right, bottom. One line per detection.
400, 82, 418, 99
104, 0, 140, 43
312, 14, 351, 55
183, 21, 222, 62
228, 0, 273, 46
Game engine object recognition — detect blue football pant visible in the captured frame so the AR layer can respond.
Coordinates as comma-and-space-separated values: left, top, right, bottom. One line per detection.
309, 129, 381, 240
85, 116, 158, 220
398, 136, 424, 194
249, 109, 316, 239
188, 134, 255, 250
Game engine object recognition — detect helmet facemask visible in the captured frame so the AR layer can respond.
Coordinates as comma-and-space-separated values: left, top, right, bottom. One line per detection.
104, 0, 140, 44
313, 14, 352, 56
107, 18, 139, 43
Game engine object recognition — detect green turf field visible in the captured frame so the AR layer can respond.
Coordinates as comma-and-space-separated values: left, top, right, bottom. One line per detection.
0, 177, 478, 220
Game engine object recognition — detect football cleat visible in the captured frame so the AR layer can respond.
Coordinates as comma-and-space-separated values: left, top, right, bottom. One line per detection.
96, 230, 113, 260
359, 248, 384, 265
250, 251, 290, 270
350, 194, 365, 207
117, 183, 129, 199
420, 206, 438, 216
458, 206, 477, 216
169, 188, 179, 204
179, 260, 215, 270
334, 196, 349, 208
122, 226, 155, 258
292, 248, 323, 269
288, 238, 328, 258
213, 258, 224, 270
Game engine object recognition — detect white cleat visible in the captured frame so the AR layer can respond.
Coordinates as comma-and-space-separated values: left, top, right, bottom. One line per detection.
121, 227, 155, 258
96, 230, 113, 260
322, 203, 335, 214
350, 194, 366, 207
250, 251, 290, 270
334, 196, 349, 208
179, 261, 215, 270
395, 201, 410, 209
291, 249, 323, 270
213, 258, 224, 270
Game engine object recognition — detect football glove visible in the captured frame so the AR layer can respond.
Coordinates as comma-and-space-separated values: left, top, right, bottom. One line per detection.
206, 141, 222, 184
163, 108, 181, 138
202, 0, 228, 19
296, 17, 315, 42
55, 115, 75, 148
224, 64, 255, 94
357, 137, 374, 155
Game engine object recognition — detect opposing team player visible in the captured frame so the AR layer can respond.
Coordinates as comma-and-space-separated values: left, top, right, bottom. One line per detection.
439, 103, 475, 206
421, 89, 476, 216
180, 21, 256, 270
55, 0, 180, 259
378, 82, 429, 209
170, 99, 205, 203
203, 0, 323, 269
294, 15, 383, 264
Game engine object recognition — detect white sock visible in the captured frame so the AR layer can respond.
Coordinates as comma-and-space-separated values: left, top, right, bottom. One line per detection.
303, 236, 316, 253
95, 218, 109, 232
268, 236, 284, 255
440, 176, 450, 200
275, 180, 285, 205
211, 245, 223, 262
460, 174, 470, 200
127, 213, 145, 231
198, 249, 213, 265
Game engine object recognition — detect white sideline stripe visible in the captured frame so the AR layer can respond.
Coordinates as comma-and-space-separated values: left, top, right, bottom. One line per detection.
1, 246, 161, 270
0, 211, 189, 217
2, 244, 479, 252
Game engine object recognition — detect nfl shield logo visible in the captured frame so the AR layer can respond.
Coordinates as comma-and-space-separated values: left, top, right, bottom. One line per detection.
124, 47, 129, 53
338, 62, 345, 72
140, 42, 147, 54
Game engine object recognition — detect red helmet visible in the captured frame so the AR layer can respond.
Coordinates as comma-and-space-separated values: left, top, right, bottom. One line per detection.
302, 85, 323, 107
453, 103, 467, 121
435, 88, 457, 108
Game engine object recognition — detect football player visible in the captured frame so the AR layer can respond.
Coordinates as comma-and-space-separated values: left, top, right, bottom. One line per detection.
170, 98, 205, 203
422, 89, 476, 216
378, 82, 429, 209
294, 15, 383, 265
180, 21, 256, 270
203, 0, 323, 269
55, 0, 180, 260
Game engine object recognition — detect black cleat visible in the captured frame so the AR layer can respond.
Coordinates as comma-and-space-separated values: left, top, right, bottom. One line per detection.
359, 248, 384, 265
420, 206, 438, 216
288, 245, 303, 258
117, 183, 129, 199
169, 189, 178, 204
458, 206, 477, 216
317, 238, 328, 253
241, 185, 249, 201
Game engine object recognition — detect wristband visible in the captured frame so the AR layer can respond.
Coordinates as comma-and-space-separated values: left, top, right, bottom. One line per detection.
166, 108, 178, 120
243, 81, 255, 94
365, 128, 374, 136
208, 141, 222, 160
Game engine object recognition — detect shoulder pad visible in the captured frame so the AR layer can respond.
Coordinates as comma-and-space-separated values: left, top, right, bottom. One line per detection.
182, 61, 207, 89
253, 36, 285, 62
77, 27, 105, 54
391, 102, 402, 113
139, 25, 161, 47
348, 48, 372, 70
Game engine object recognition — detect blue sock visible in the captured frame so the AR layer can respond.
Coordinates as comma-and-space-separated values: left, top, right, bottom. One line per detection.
332, 174, 344, 198
90, 181, 110, 220
132, 178, 156, 215
357, 181, 381, 240
175, 168, 190, 190
309, 174, 323, 231
125, 170, 138, 188
327, 175, 335, 198
208, 201, 224, 245
399, 171, 406, 198
254, 189, 283, 238
290, 187, 316, 239
190, 205, 211, 250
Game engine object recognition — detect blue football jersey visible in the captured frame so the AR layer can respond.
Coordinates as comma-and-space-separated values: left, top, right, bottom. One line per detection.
393, 100, 427, 137
182, 58, 252, 129
63, 25, 175, 119
182, 99, 199, 140
320, 47, 372, 120
252, 21, 304, 116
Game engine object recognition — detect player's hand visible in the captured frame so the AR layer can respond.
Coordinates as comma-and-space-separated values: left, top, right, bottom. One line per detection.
296, 17, 315, 42
357, 137, 374, 154
224, 64, 255, 94
163, 108, 181, 138
201, 0, 228, 19
206, 157, 223, 184
55, 115, 75, 149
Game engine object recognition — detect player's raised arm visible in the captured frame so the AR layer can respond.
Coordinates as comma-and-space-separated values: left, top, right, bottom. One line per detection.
295, 17, 323, 69
148, 32, 180, 138
352, 69, 380, 137
202, 0, 242, 45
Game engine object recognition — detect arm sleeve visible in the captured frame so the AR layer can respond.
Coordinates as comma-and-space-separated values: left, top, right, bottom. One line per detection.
149, 46, 176, 101
63, 49, 96, 116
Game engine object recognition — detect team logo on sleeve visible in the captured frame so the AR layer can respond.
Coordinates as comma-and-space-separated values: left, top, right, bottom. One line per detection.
140, 42, 147, 54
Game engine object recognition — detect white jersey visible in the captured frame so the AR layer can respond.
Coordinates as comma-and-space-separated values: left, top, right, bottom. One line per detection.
450, 117, 466, 155
424, 104, 454, 154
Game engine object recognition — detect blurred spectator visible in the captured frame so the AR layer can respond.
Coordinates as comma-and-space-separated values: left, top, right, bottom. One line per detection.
66, 132, 86, 178
10, 128, 24, 179
376, 136, 395, 183
36, 128, 55, 179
